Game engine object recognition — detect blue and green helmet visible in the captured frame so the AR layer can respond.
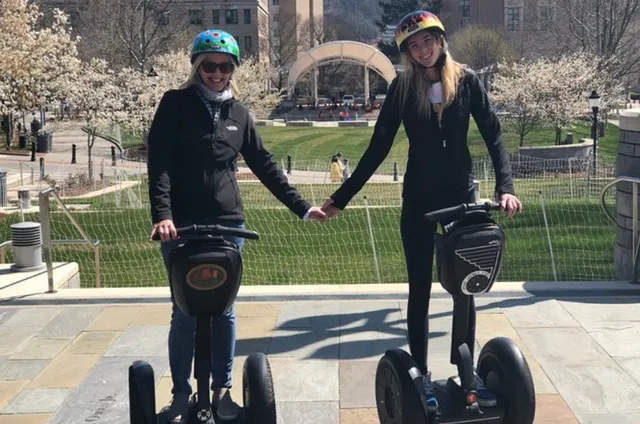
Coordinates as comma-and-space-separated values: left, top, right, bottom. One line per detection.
190, 30, 240, 64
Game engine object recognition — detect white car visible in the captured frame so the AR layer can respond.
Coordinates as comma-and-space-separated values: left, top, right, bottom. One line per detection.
342, 95, 355, 106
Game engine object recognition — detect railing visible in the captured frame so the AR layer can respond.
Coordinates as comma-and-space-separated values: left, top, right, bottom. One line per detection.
601, 175, 640, 283
0, 188, 101, 292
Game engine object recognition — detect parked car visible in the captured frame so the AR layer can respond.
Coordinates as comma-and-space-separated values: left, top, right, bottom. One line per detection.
342, 94, 355, 106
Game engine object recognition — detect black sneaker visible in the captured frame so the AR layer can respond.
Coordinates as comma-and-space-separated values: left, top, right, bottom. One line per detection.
421, 373, 439, 412
473, 373, 497, 408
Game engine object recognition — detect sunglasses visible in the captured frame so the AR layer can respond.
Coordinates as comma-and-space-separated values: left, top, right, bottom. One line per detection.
201, 61, 235, 74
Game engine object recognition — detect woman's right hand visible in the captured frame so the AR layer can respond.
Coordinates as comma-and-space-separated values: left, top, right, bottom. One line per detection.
149, 219, 177, 242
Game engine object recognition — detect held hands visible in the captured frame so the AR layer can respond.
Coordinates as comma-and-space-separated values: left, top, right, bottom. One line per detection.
306, 206, 328, 222
499, 193, 522, 218
321, 198, 341, 219
149, 219, 177, 242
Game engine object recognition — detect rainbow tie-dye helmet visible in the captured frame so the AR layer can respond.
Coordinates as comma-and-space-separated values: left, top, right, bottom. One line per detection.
394, 11, 446, 51
190, 30, 240, 64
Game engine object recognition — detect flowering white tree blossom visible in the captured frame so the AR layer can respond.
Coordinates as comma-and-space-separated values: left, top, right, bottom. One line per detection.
491, 52, 625, 146
233, 56, 279, 119
0, 0, 80, 146
490, 60, 544, 147
67, 59, 123, 181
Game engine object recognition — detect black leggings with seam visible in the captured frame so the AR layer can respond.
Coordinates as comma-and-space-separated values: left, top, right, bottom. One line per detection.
400, 195, 476, 375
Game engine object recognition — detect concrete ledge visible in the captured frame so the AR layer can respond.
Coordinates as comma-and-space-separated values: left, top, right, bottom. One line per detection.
2, 281, 640, 305
0, 262, 80, 302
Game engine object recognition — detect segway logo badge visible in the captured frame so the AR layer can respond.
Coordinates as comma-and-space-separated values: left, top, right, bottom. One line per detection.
186, 264, 228, 291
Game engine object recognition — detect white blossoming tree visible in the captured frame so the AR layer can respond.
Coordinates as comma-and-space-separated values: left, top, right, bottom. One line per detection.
233, 56, 279, 119
491, 52, 625, 146
66, 59, 124, 181
490, 60, 545, 147
0, 0, 80, 148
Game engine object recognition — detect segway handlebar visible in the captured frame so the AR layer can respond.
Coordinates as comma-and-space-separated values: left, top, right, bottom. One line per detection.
424, 201, 501, 222
151, 224, 260, 241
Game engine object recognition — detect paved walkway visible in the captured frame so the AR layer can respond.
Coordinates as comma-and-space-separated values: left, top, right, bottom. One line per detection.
1, 291, 640, 423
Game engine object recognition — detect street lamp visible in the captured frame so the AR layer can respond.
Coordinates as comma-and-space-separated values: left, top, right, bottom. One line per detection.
588, 90, 601, 174
147, 67, 159, 85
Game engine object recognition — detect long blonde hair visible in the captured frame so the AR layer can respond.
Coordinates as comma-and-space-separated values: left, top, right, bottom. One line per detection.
395, 33, 464, 120
180, 53, 240, 96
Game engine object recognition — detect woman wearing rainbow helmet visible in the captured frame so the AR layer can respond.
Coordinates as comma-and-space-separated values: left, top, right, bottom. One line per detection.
322, 11, 522, 411
148, 29, 326, 423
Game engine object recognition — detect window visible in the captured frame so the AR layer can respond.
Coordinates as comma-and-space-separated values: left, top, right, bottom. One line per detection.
460, 0, 470, 18
212, 9, 220, 24
245, 36, 252, 51
244, 9, 251, 24
225, 9, 238, 24
272, 0, 279, 5
506, 7, 521, 32
158, 11, 170, 25
189, 9, 203, 25
273, 13, 279, 23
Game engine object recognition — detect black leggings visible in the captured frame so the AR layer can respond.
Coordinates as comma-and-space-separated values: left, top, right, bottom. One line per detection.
400, 198, 476, 374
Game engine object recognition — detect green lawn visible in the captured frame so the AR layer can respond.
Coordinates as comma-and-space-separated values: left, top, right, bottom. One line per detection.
120, 120, 619, 167
250, 120, 619, 166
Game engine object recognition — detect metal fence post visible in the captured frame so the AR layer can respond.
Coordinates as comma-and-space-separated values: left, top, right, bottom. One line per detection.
38, 189, 56, 293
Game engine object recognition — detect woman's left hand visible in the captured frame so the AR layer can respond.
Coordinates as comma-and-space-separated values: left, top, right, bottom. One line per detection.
499, 193, 522, 217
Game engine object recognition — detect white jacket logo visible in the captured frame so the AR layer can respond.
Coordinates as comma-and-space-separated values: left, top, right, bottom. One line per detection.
226, 125, 238, 131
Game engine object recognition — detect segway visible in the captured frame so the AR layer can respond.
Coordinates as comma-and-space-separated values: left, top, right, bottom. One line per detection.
375, 201, 536, 424
128, 224, 277, 424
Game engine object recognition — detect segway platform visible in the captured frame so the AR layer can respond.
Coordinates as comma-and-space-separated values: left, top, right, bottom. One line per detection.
431, 378, 504, 424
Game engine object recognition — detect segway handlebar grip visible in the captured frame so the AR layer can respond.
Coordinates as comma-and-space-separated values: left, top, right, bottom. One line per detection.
151, 224, 260, 241
424, 201, 501, 222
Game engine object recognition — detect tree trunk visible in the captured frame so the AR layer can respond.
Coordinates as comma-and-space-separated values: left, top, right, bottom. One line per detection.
555, 127, 562, 145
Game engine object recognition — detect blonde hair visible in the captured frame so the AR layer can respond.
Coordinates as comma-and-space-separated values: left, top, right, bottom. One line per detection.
180, 53, 240, 96
395, 33, 464, 120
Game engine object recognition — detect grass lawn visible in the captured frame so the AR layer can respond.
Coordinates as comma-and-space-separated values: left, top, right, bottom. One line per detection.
120, 119, 619, 166
248, 120, 619, 166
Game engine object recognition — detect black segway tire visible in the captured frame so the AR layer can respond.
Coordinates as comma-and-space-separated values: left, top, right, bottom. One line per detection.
477, 337, 536, 424
243, 353, 277, 424
375, 349, 428, 424
128, 360, 157, 424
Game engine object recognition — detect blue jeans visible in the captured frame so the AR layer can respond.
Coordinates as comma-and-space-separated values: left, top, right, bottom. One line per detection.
160, 222, 245, 395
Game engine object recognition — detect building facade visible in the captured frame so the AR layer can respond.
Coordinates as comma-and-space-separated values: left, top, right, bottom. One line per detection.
269, 0, 323, 66
439, 0, 558, 36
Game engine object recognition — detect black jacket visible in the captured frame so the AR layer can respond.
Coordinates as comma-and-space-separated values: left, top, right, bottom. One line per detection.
331, 68, 515, 211
147, 85, 311, 225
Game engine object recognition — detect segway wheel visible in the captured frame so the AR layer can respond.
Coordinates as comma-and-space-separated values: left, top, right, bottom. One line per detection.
375, 349, 428, 424
128, 360, 157, 424
477, 337, 536, 424
243, 353, 277, 424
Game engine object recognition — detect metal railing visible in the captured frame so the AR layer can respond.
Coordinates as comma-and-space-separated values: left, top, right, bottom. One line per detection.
0, 188, 101, 292
600, 175, 640, 283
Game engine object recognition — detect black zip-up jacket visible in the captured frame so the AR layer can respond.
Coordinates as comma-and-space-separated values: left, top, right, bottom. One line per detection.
330, 68, 515, 211
147, 85, 311, 225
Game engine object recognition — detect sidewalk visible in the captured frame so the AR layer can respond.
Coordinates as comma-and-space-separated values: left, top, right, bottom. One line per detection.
1, 285, 640, 423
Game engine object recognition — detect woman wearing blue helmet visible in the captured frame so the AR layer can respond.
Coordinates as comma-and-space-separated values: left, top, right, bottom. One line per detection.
148, 30, 326, 423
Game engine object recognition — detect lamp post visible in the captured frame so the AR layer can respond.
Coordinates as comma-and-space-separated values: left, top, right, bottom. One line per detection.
147, 67, 159, 84
588, 90, 601, 174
